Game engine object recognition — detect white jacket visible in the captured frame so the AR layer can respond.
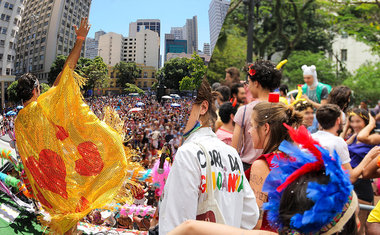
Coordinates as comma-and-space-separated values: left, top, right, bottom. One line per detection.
159, 127, 259, 234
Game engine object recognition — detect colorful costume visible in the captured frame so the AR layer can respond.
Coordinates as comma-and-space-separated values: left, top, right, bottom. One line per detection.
15, 66, 130, 233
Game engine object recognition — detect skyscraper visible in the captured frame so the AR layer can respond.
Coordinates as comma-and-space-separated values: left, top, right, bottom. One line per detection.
209, 0, 230, 53
164, 34, 187, 61
184, 16, 198, 54
203, 43, 211, 56
170, 27, 185, 40
0, 0, 24, 108
85, 30, 105, 59
15, 0, 92, 82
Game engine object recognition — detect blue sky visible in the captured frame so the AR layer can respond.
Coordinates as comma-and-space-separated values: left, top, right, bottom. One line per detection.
88, 0, 212, 55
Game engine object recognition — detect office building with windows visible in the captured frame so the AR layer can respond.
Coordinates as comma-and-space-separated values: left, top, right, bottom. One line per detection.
0, 0, 24, 108
15, 0, 91, 82
209, 0, 230, 53
164, 33, 187, 61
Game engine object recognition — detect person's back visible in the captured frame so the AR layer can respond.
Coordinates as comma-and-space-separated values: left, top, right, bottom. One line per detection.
311, 104, 351, 165
159, 127, 258, 234
159, 79, 258, 235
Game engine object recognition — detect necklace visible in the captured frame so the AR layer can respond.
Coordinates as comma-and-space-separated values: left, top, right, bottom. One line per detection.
183, 121, 202, 139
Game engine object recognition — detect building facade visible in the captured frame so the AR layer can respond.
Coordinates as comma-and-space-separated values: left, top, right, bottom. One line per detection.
0, 0, 24, 108
203, 43, 211, 56
15, 0, 92, 82
170, 27, 185, 40
129, 19, 160, 38
330, 35, 380, 74
85, 30, 105, 59
209, 0, 230, 53
122, 28, 159, 69
184, 16, 198, 55
164, 33, 187, 61
98, 32, 123, 66
95, 64, 157, 95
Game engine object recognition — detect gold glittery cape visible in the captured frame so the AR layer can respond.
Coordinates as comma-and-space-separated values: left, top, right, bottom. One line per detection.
15, 66, 133, 234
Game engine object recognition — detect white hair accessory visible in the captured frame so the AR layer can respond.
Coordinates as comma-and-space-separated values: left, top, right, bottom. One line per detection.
301, 65, 318, 88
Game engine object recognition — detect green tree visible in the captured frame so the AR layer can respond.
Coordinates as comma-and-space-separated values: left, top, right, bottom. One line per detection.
7, 81, 18, 103
158, 57, 191, 90
323, 1, 380, 55
124, 83, 144, 95
282, 51, 337, 88
81, 56, 109, 94
114, 61, 141, 88
179, 53, 207, 91
48, 55, 67, 85
343, 62, 380, 105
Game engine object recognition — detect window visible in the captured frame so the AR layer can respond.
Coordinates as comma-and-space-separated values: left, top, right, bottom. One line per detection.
341, 49, 347, 62
2, 27, 7, 34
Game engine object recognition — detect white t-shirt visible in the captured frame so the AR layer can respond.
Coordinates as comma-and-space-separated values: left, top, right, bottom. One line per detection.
312, 131, 351, 164
159, 127, 259, 235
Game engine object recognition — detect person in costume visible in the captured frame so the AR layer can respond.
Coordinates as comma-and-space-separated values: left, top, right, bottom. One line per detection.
248, 101, 303, 230
301, 65, 330, 109
167, 126, 360, 235
15, 18, 130, 234
231, 60, 282, 172
159, 78, 259, 235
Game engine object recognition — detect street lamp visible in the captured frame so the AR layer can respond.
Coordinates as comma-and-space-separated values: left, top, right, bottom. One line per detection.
244, 0, 255, 63
157, 72, 166, 104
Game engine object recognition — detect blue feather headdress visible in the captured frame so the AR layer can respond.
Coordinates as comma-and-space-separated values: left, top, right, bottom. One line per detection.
262, 125, 356, 234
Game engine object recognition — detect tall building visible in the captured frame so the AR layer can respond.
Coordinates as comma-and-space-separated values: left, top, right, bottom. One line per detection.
209, 0, 230, 53
203, 43, 211, 56
129, 19, 160, 38
184, 16, 198, 54
85, 30, 105, 59
15, 0, 92, 81
164, 34, 187, 61
122, 28, 159, 69
0, 0, 24, 108
98, 32, 123, 66
170, 27, 185, 40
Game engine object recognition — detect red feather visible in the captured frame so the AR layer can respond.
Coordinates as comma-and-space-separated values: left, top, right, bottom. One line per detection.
283, 124, 323, 161
277, 161, 324, 192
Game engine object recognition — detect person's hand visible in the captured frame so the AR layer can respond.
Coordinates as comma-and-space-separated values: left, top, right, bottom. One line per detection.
74, 17, 91, 40
369, 114, 376, 128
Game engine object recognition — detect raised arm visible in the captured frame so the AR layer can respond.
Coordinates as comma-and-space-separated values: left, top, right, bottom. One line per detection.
53, 17, 91, 87
357, 114, 380, 145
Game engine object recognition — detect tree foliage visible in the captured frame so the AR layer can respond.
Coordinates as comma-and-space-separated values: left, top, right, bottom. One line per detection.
179, 53, 207, 91
7, 81, 18, 103
124, 83, 144, 95
324, 0, 380, 55
81, 56, 109, 93
343, 62, 380, 105
114, 61, 141, 88
48, 55, 67, 85
158, 57, 191, 90
208, 0, 334, 83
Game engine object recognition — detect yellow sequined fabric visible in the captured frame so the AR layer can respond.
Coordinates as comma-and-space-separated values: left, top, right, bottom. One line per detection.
15, 66, 130, 234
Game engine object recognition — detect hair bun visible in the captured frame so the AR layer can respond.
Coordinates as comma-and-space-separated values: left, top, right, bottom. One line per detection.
285, 106, 303, 127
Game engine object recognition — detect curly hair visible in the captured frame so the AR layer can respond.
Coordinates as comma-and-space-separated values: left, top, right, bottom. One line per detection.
16, 73, 38, 102
248, 60, 282, 91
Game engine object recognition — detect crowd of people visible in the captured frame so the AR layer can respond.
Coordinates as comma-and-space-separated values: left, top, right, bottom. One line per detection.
3, 17, 380, 235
